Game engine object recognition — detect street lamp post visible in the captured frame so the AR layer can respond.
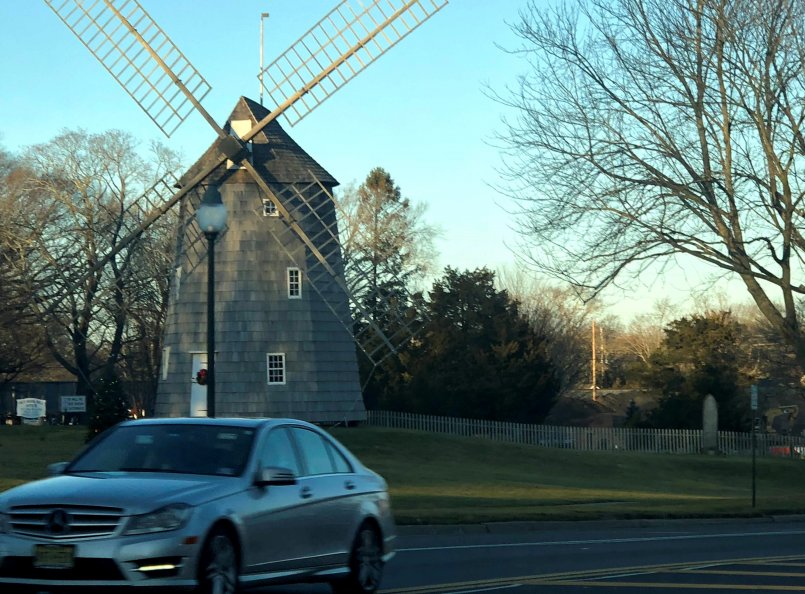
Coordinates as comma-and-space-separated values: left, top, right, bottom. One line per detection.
196, 185, 228, 418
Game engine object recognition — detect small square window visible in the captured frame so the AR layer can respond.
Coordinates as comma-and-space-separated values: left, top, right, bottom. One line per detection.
267, 353, 286, 385
262, 198, 278, 217
287, 268, 301, 299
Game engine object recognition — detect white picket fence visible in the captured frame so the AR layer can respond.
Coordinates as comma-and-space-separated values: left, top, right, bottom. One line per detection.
365, 410, 805, 458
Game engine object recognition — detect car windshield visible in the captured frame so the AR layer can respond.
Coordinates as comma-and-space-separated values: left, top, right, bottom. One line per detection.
68, 424, 255, 477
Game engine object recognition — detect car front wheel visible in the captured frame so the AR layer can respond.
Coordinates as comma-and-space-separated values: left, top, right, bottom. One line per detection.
332, 523, 384, 594
198, 527, 239, 594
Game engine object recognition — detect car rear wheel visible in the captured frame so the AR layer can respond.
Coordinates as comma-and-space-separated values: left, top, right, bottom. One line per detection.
332, 523, 384, 594
198, 527, 239, 594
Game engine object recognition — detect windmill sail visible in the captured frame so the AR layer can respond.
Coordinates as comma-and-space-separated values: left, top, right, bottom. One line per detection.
260, 0, 448, 126
43, 0, 213, 138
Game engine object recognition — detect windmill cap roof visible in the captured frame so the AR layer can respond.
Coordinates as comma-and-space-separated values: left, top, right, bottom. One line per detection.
177, 96, 338, 187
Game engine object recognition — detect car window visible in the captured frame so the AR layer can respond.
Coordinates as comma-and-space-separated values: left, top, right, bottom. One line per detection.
326, 440, 353, 473
291, 428, 336, 476
261, 427, 301, 475
68, 424, 255, 476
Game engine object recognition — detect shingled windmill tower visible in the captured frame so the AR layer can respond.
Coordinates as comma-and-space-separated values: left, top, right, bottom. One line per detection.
44, 0, 447, 422
157, 97, 361, 421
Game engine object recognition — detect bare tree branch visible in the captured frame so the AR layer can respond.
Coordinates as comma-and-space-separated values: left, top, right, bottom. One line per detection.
494, 0, 805, 369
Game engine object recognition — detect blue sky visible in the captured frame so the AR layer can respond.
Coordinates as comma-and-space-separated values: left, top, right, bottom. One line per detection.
0, 0, 724, 319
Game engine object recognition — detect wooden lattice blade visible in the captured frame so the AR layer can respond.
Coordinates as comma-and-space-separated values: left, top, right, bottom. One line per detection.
43, 0, 212, 137
281, 175, 426, 364
260, 0, 448, 127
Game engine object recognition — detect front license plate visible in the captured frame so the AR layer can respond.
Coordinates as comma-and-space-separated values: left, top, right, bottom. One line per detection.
33, 544, 75, 569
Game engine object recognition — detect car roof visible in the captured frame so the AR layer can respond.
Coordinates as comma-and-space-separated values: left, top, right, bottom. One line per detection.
117, 417, 319, 430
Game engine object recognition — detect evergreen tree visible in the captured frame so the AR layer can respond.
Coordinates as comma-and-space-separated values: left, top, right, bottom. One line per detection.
383, 268, 560, 423
645, 312, 750, 431
622, 399, 645, 428
338, 167, 438, 400
86, 372, 130, 442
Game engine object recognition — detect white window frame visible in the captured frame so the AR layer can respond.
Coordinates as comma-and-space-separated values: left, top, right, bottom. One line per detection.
267, 353, 286, 385
262, 198, 278, 217
287, 267, 302, 299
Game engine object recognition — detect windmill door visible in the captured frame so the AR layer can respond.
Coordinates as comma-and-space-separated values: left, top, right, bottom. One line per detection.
190, 353, 207, 417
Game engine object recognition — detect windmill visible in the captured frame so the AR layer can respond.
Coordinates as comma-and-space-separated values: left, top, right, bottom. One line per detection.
43, 0, 447, 422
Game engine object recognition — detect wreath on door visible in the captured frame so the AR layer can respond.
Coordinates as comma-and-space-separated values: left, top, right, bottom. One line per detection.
196, 369, 208, 385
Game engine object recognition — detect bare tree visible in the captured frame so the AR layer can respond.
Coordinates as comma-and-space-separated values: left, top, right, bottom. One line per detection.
19, 129, 179, 400
495, 0, 805, 372
616, 299, 678, 365
0, 147, 47, 384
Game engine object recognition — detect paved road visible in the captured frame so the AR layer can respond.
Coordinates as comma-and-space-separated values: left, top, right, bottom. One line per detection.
258, 518, 805, 593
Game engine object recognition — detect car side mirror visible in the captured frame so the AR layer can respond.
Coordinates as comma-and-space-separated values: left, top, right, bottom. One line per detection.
254, 466, 297, 487
48, 462, 69, 476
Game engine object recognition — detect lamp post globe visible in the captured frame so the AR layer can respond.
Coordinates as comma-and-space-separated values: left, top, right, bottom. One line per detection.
196, 185, 228, 418
197, 185, 228, 235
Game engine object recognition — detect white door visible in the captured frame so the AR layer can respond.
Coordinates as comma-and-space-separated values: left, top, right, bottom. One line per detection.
190, 353, 207, 417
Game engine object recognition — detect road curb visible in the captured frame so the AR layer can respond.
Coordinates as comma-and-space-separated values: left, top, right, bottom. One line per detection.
396, 514, 805, 536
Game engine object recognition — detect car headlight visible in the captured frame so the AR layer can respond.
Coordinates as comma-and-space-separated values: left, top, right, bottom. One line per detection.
124, 504, 192, 536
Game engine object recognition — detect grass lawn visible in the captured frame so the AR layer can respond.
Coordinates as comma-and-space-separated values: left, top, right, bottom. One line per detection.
2, 424, 805, 525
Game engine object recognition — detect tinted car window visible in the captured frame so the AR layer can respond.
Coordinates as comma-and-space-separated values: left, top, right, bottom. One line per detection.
292, 428, 335, 475
261, 427, 301, 475
69, 424, 255, 476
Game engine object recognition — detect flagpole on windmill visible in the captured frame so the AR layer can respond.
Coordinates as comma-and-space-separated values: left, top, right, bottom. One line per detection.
259, 11, 270, 106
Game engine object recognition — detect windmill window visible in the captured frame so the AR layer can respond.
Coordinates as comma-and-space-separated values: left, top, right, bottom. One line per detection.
161, 347, 170, 381
262, 198, 278, 217
287, 268, 301, 299
173, 266, 182, 300
267, 353, 286, 385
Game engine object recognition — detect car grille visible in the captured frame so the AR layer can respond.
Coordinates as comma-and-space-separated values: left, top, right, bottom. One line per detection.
8, 504, 124, 539
0, 556, 125, 581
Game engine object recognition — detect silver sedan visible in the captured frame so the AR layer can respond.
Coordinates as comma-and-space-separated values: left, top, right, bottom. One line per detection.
0, 417, 396, 593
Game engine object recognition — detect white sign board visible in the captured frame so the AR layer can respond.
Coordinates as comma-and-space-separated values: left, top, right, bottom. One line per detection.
16, 398, 46, 419
60, 396, 86, 413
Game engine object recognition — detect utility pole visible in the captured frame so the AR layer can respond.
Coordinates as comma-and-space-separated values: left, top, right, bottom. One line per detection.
599, 323, 606, 381
591, 320, 598, 402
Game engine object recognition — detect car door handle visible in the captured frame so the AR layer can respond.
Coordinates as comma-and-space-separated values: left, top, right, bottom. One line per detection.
300, 486, 313, 499
344, 480, 356, 490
